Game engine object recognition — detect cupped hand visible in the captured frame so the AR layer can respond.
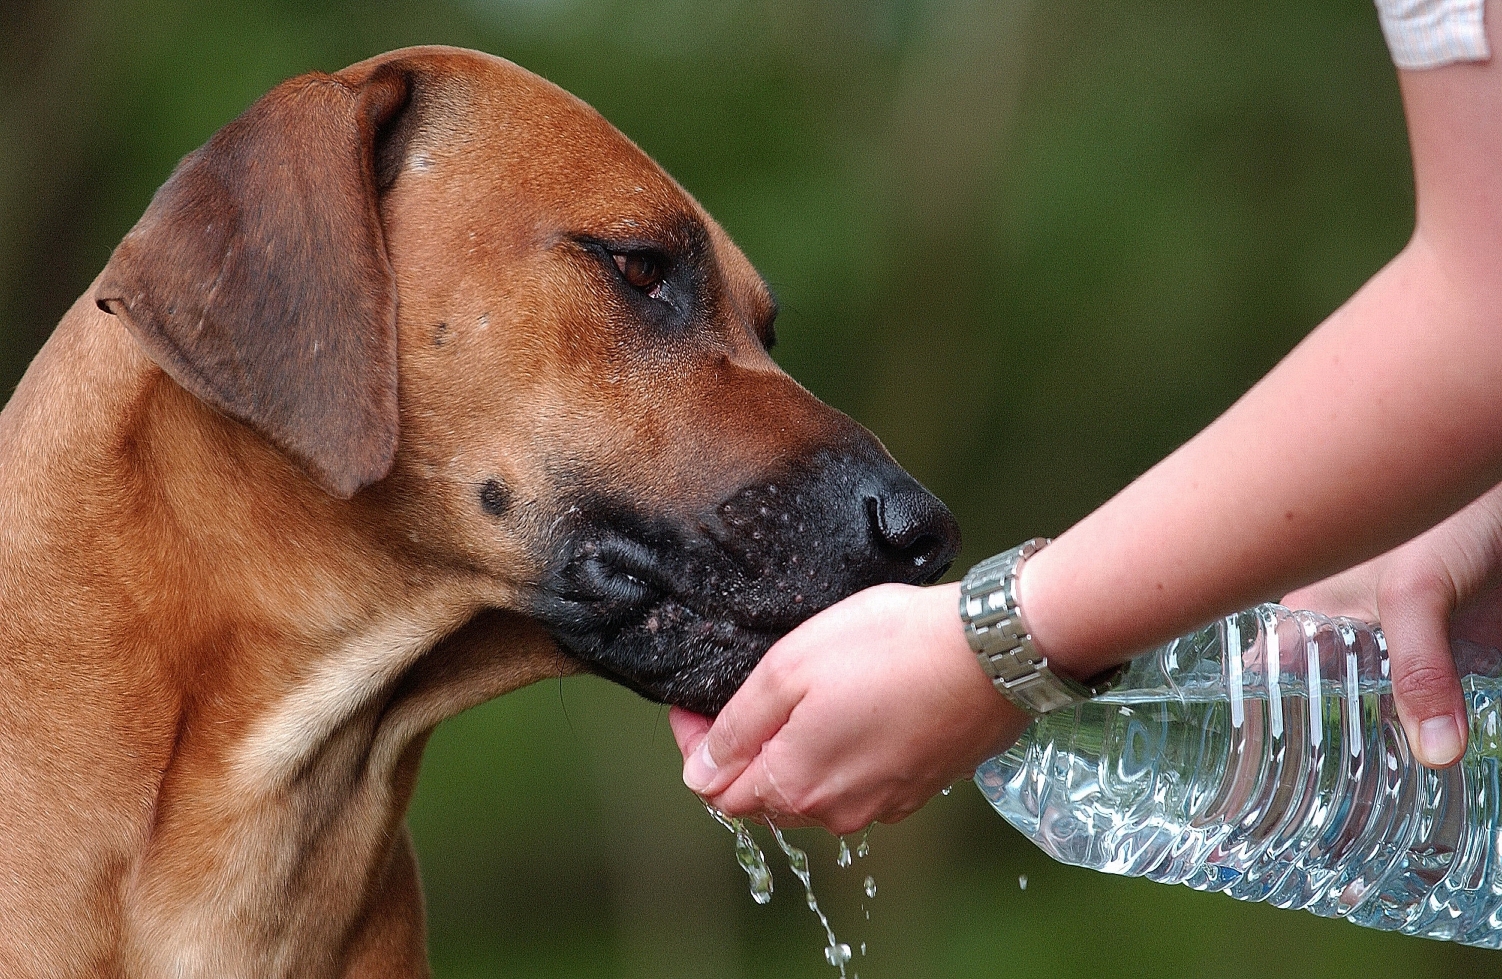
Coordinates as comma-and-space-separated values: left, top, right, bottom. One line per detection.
669, 581, 1032, 835
1283, 482, 1502, 768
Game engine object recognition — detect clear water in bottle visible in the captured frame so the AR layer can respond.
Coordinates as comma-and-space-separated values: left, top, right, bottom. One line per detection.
974, 604, 1502, 947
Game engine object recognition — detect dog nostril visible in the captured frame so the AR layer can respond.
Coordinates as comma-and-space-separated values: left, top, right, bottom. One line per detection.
865, 489, 962, 581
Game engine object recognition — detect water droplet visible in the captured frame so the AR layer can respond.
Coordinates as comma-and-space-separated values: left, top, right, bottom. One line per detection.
710, 808, 871, 976
707, 806, 773, 904
767, 821, 851, 977
1018, 874, 1028, 891
941, 784, 952, 796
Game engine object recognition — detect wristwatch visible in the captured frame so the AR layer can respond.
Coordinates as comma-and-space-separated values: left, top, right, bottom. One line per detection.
959, 538, 1126, 717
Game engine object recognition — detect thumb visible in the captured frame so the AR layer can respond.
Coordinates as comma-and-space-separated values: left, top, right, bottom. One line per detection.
681, 651, 804, 796
1379, 574, 1469, 767
1375, 499, 1502, 768
668, 706, 712, 760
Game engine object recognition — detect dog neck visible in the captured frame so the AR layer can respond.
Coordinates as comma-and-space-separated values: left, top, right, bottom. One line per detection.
0, 295, 568, 977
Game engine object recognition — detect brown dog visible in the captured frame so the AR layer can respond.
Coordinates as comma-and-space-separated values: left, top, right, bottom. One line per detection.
0, 46, 958, 977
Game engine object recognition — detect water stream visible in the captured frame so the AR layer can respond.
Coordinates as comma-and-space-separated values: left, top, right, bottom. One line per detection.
708, 806, 874, 976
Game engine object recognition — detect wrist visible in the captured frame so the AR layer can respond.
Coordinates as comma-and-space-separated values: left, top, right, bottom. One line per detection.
1014, 537, 1096, 678
962, 539, 1125, 717
926, 581, 1031, 750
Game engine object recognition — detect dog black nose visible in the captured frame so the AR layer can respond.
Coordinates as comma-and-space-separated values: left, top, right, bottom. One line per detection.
865, 478, 962, 583
702, 448, 964, 606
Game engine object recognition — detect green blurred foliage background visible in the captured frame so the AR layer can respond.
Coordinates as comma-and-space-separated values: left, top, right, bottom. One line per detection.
1, 0, 1493, 976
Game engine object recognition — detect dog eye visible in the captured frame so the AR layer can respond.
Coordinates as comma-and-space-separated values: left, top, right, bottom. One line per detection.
612, 250, 665, 298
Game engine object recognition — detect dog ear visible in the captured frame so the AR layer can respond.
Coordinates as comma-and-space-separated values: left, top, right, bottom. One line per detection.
96, 64, 414, 499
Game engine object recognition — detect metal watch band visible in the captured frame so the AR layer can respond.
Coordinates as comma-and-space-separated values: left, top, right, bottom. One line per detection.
959, 538, 1124, 717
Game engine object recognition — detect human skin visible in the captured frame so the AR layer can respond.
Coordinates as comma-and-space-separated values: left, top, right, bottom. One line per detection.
672, 2, 1502, 833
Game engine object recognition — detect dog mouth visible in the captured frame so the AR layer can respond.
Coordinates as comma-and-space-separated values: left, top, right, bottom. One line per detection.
526, 458, 959, 715
529, 523, 803, 716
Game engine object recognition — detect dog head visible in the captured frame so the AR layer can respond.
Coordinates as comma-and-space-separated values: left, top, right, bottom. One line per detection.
95, 46, 960, 715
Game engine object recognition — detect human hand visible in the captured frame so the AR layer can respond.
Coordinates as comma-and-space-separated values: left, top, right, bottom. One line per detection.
1282, 482, 1502, 768
669, 581, 1031, 834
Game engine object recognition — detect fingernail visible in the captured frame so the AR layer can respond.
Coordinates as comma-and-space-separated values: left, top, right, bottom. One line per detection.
1419, 716, 1462, 766
683, 740, 719, 793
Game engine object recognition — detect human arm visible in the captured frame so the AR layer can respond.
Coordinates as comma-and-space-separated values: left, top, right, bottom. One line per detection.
1016, 39, 1502, 762
679, 8, 1502, 828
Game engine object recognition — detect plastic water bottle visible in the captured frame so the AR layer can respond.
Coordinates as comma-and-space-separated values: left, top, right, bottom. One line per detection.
973, 604, 1502, 947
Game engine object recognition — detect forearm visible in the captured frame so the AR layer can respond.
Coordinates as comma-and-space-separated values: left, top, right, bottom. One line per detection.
1018, 22, 1502, 678
1023, 234, 1502, 673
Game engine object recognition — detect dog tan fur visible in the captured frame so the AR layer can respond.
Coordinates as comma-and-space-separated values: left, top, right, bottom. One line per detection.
0, 46, 957, 977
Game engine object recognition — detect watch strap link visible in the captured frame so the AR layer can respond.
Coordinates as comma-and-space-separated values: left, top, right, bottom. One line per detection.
960, 538, 1125, 717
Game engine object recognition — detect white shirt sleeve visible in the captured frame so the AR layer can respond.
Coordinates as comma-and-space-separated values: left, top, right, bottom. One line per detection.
1374, 0, 1490, 68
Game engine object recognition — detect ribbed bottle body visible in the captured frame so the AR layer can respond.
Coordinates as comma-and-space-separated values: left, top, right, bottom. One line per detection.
974, 604, 1502, 947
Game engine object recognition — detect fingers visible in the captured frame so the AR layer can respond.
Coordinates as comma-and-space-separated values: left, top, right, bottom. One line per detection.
1289, 566, 1468, 766
1381, 492, 1502, 766
1377, 564, 1470, 767
677, 582, 1011, 832
681, 641, 805, 796
1285, 486, 1502, 768
679, 584, 910, 800
1283, 557, 1467, 765
708, 751, 899, 836
668, 706, 711, 759
707, 744, 803, 824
